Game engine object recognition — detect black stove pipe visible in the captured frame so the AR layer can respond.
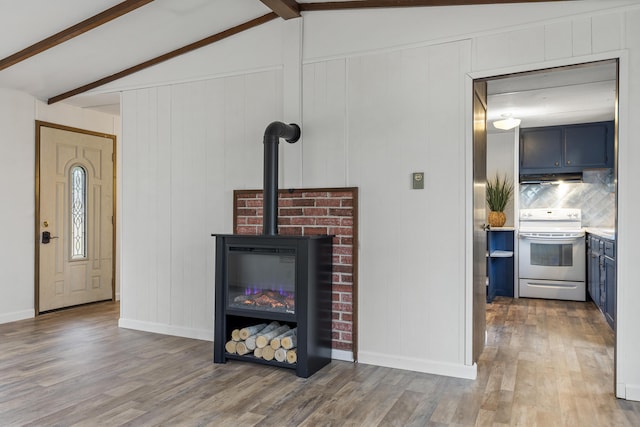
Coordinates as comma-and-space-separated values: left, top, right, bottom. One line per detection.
263, 121, 301, 235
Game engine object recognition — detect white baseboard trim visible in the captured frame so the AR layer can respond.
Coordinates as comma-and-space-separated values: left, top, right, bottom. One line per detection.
358, 351, 477, 380
118, 318, 213, 342
624, 384, 640, 401
332, 349, 354, 362
0, 309, 35, 325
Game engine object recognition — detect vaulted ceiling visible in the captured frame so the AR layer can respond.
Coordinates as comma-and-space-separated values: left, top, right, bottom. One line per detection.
0, 0, 578, 115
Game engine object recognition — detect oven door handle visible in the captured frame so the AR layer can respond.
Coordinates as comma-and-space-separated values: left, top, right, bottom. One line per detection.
519, 233, 584, 244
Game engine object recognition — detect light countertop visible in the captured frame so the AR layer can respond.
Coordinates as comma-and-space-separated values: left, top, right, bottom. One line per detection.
490, 226, 515, 231
585, 227, 615, 240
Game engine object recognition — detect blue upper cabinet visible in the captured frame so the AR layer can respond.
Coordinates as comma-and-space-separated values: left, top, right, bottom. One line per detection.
564, 122, 614, 169
520, 121, 614, 175
520, 127, 563, 170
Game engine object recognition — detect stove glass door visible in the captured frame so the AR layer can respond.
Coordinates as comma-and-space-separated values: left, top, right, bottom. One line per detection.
226, 246, 296, 314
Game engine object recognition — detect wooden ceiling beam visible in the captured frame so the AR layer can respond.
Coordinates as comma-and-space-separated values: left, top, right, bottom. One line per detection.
0, 0, 154, 72
299, 0, 570, 11
47, 13, 278, 104
259, 0, 301, 19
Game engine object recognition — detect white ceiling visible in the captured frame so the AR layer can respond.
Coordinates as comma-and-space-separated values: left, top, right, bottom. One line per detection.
0, 1, 619, 123
0, 0, 274, 114
487, 60, 617, 132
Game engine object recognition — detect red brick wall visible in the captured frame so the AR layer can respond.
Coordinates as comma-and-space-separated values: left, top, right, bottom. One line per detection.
234, 188, 358, 355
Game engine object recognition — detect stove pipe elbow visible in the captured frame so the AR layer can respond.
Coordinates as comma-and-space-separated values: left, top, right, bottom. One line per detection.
263, 122, 301, 235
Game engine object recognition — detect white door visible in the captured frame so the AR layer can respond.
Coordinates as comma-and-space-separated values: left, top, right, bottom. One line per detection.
38, 123, 114, 312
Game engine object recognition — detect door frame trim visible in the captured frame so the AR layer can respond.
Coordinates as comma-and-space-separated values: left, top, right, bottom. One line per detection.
34, 120, 117, 314
465, 50, 623, 394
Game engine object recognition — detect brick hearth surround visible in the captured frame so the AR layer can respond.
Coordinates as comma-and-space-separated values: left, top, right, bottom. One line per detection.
233, 188, 358, 356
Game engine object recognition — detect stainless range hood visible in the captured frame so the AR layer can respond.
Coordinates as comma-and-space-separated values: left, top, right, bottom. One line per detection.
519, 172, 583, 184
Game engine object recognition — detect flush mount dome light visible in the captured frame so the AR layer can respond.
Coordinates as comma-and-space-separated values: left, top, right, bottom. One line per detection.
493, 114, 521, 130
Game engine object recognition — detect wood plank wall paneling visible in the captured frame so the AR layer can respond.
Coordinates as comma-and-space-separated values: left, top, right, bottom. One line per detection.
120, 70, 283, 335
233, 188, 358, 355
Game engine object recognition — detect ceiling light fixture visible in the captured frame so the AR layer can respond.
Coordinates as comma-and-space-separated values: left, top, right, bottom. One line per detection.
493, 114, 521, 130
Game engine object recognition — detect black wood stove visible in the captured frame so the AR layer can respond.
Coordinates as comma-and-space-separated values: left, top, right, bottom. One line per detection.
213, 122, 333, 378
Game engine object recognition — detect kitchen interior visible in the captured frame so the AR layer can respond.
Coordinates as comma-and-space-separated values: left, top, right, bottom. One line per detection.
484, 60, 618, 331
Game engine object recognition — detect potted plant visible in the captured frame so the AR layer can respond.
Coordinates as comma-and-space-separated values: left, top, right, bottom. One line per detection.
486, 173, 514, 227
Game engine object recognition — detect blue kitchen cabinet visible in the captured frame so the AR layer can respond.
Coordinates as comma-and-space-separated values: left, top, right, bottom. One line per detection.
564, 122, 613, 169
587, 235, 601, 310
587, 232, 615, 330
520, 128, 563, 170
603, 239, 616, 330
487, 229, 514, 303
520, 121, 614, 175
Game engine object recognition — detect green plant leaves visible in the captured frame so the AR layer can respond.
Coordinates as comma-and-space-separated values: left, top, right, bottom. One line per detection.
486, 173, 514, 212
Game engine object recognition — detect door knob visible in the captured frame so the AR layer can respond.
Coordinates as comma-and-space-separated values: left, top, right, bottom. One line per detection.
42, 231, 59, 244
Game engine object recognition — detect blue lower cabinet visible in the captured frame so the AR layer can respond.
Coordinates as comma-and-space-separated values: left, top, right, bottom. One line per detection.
587, 233, 616, 330
487, 229, 514, 303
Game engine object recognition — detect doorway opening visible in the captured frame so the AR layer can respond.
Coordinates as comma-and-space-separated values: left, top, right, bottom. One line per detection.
35, 121, 117, 314
473, 58, 619, 391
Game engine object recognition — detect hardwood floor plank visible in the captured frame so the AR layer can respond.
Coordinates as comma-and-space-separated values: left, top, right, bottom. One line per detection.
1, 299, 640, 425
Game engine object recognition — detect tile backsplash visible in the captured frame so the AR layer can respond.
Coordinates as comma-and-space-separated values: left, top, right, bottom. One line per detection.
519, 169, 615, 228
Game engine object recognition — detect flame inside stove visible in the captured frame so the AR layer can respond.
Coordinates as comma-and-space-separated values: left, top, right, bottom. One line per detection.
244, 285, 293, 299
234, 284, 295, 312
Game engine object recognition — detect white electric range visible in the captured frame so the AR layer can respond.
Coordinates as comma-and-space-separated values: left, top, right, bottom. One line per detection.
518, 208, 586, 301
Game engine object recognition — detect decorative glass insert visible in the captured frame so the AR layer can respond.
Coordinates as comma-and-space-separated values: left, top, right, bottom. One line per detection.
70, 166, 87, 259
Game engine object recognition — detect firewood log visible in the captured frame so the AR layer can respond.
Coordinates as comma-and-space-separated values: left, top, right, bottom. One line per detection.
245, 322, 280, 350
231, 329, 241, 342
261, 346, 276, 361
239, 323, 268, 340
286, 349, 297, 364
246, 335, 257, 350
225, 340, 237, 354
256, 325, 290, 349
236, 342, 250, 356
281, 334, 298, 350
274, 348, 287, 362
270, 329, 296, 350
254, 347, 263, 358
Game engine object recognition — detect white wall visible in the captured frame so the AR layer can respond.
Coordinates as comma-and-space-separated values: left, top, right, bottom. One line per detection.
114, 1, 640, 398
119, 70, 283, 340
0, 89, 36, 323
487, 131, 517, 227
0, 89, 120, 323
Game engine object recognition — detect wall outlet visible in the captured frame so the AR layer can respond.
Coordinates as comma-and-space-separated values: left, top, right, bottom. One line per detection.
412, 172, 424, 189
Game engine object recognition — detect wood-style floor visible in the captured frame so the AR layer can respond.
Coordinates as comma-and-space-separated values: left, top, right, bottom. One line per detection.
1, 298, 639, 426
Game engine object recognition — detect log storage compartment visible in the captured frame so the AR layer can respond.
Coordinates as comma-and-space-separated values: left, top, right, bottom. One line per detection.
214, 234, 333, 378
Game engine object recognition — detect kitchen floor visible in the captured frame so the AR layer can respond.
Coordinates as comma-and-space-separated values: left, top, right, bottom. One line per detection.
480, 296, 627, 426
1, 299, 639, 426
